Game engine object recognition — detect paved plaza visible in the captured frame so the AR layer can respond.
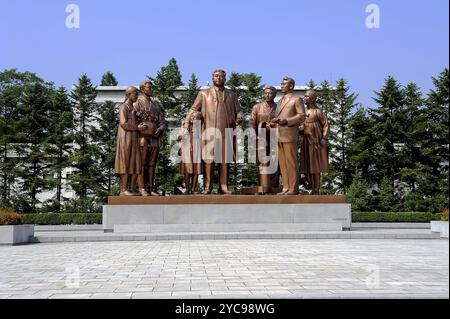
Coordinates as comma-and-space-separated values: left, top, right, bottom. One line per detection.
0, 239, 448, 299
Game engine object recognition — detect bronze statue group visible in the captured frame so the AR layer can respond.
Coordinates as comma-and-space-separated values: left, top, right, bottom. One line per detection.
115, 70, 329, 197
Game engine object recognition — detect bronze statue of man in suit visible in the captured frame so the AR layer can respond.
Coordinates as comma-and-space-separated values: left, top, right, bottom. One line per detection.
271, 77, 306, 195
134, 80, 167, 196
251, 86, 280, 194
184, 70, 243, 195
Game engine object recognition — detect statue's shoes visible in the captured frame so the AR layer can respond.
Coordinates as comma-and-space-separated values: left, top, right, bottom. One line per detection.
285, 190, 299, 195
120, 190, 135, 196
139, 189, 150, 197
151, 191, 161, 196
276, 189, 289, 195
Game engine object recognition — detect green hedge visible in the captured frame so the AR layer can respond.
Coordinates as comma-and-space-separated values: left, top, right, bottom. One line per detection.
16, 211, 441, 225
352, 212, 441, 223
21, 213, 102, 225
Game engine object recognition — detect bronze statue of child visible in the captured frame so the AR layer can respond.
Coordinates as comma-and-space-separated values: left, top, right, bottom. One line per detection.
177, 110, 203, 195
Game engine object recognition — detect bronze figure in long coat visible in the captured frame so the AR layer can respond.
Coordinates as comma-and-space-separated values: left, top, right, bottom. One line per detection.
183, 69, 243, 195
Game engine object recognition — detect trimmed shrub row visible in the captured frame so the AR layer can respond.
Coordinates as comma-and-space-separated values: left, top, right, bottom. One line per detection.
352, 212, 441, 223
21, 213, 102, 225
2, 212, 442, 226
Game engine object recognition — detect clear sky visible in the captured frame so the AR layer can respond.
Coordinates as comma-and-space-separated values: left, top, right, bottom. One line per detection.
0, 0, 448, 108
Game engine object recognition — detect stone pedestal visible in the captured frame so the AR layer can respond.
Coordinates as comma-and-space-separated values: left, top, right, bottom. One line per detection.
103, 195, 351, 233
0, 225, 34, 245
431, 221, 449, 238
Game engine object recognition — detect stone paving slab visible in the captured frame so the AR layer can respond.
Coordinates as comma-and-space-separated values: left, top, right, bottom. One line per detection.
0, 239, 448, 299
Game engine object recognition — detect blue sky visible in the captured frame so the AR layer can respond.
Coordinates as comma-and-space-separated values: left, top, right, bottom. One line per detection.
0, 0, 448, 108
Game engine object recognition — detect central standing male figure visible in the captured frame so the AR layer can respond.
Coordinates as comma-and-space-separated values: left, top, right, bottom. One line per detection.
271, 77, 306, 195
134, 80, 167, 196
184, 70, 243, 195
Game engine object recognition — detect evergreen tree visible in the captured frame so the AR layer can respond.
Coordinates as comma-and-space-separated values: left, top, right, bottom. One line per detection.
45, 86, 75, 212
376, 177, 400, 212
242, 73, 266, 191
88, 70, 121, 201
239, 73, 264, 117
226, 72, 243, 91
0, 70, 43, 207
397, 83, 427, 195
315, 80, 336, 194
306, 79, 317, 90
226, 72, 264, 192
13, 81, 55, 213
421, 68, 449, 213
89, 100, 118, 201
225, 72, 243, 193
327, 79, 359, 194
316, 80, 334, 118
367, 76, 406, 186
149, 57, 183, 118
225, 72, 264, 115
180, 73, 200, 124
100, 71, 118, 86
69, 74, 100, 200
349, 107, 373, 184
346, 171, 371, 211
149, 59, 184, 194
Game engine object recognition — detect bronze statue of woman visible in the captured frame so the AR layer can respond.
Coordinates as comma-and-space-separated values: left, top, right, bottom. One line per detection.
299, 89, 329, 195
114, 87, 148, 196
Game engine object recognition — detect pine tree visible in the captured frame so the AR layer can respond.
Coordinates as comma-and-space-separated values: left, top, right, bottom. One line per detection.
327, 79, 359, 194
13, 81, 55, 213
45, 86, 75, 212
100, 71, 118, 86
315, 80, 336, 194
349, 107, 373, 184
242, 73, 265, 190
0, 70, 43, 207
90, 99, 119, 201
306, 79, 317, 90
367, 76, 406, 187
346, 171, 371, 211
226, 72, 243, 92
69, 74, 100, 200
316, 80, 334, 118
421, 68, 449, 213
239, 73, 264, 117
376, 177, 400, 212
226, 72, 264, 192
149, 57, 183, 118
92, 72, 121, 201
225, 73, 243, 193
149, 59, 184, 194
180, 73, 200, 124
398, 83, 427, 195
